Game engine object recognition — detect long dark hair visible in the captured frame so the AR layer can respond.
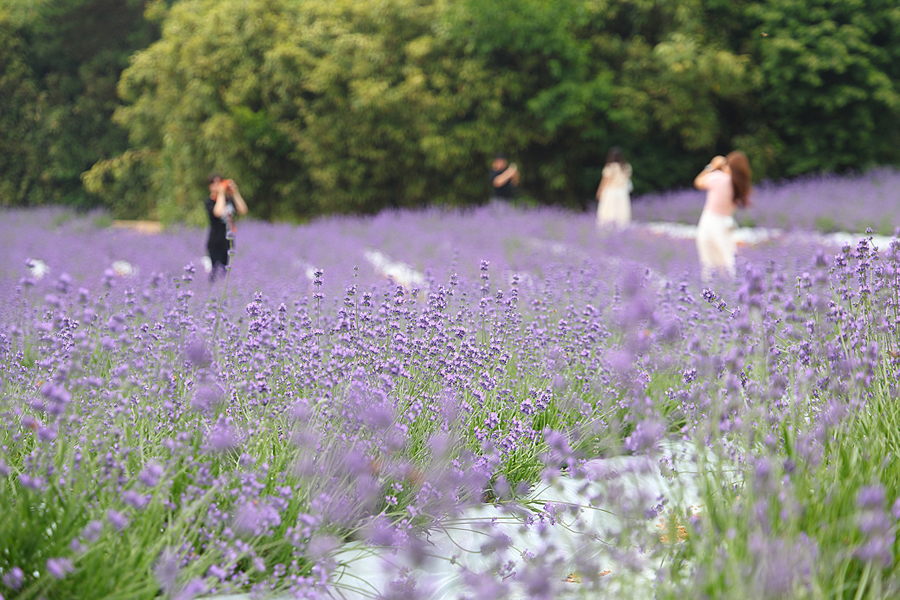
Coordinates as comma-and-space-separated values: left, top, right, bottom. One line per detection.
726, 151, 751, 208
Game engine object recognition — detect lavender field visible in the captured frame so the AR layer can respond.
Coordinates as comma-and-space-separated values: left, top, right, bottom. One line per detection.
634, 167, 900, 236
2, 179, 900, 600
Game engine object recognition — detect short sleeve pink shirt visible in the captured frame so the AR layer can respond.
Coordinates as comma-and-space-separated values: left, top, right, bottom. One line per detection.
703, 170, 734, 216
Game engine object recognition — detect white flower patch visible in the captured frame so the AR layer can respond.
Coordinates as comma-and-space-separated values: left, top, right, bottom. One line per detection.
364, 249, 425, 289
732, 226, 782, 246
642, 222, 698, 240
27, 258, 50, 280
507, 271, 534, 290
111, 260, 137, 277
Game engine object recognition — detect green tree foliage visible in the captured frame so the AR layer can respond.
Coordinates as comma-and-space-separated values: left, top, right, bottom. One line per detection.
444, 0, 754, 200
89, 0, 511, 223
0, 9, 41, 206
744, 0, 900, 177
96, 0, 757, 219
9, 0, 900, 218
0, 0, 159, 215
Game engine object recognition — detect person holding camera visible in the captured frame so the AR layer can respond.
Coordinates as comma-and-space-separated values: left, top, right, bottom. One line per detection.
693, 151, 751, 280
205, 173, 248, 281
489, 154, 519, 204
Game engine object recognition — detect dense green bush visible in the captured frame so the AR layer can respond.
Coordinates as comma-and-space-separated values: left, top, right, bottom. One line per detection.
0, 0, 160, 216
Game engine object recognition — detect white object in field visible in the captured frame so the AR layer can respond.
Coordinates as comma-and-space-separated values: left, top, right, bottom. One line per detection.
111, 260, 137, 277
206, 442, 708, 600
27, 258, 50, 280
364, 250, 425, 289
201, 256, 213, 274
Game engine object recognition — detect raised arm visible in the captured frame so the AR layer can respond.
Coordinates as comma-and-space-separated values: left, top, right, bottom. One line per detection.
230, 183, 248, 216
493, 165, 518, 188
212, 183, 228, 218
694, 155, 727, 190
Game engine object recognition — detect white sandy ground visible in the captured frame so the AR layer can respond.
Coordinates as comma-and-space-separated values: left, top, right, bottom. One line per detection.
205, 442, 715, 600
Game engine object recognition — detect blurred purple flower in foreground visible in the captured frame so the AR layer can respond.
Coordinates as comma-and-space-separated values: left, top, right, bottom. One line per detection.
46, 557, 74, 579
2, 566, 24, 590
855, 485, 895, 567
107, 509, 128, 531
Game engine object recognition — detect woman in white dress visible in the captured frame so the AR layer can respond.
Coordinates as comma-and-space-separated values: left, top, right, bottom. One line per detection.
693, 151, 752, 280
596, 147, 632, 229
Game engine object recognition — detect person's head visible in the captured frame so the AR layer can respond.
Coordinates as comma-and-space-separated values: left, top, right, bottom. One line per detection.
492, 154, 508, 171
605, 147, 625, 165
725, 151, 751, 208
207, 172, 223, 193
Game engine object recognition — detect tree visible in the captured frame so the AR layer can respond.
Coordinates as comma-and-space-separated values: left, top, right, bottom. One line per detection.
91, 0, 513, 222
743, 0, 900, 177
443, 0, 754, 202
0, 9, 41, 206
0, 0, 160, 214
79, 0, 900, 219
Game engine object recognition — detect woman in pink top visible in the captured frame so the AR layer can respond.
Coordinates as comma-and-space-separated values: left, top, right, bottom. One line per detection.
693, 151, 752, 280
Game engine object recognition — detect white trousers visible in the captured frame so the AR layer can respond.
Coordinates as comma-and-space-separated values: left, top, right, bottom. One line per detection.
696, 211, 736, 280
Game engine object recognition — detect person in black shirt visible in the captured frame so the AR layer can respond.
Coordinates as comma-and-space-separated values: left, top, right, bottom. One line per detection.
489, 154, 519, 203
205, 173, 248, 281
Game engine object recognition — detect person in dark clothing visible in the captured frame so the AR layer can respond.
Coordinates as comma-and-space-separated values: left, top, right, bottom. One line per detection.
205, 173, 248, 281
489, 154, 519, 203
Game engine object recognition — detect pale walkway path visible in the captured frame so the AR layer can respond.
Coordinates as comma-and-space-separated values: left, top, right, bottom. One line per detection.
641, 220, 893, 249
207, 443, 710, 600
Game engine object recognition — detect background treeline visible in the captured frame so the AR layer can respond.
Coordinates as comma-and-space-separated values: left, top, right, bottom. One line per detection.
2, 0, 900, 223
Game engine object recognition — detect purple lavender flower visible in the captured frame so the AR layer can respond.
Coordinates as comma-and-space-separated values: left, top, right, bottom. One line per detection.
307, 535, 340, 560
138, 462, 164, 487
855, 533, 895, 568
854, 485, 895, 567
460, 568, 510, 599
155, 550, 180, 593
624, 420, 664, 453
81, 520, 104, 543
172, 578, 206, 600
191, 384, 224, 413
207, 564, 227, 581
749, 532, 818, 598
207, 422, 239, 453
46, 557, 74, 579
185, 338, 212, 367
364, 515, 396, 546
18, 473, 44, 491
233, 500, 281, 536
122, 490, 150, 509
37, 425, 57, 442
106, 509, 128, 531
2, 566, 24, 590
857, 485, 886, 511
40, 382, 71, 405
